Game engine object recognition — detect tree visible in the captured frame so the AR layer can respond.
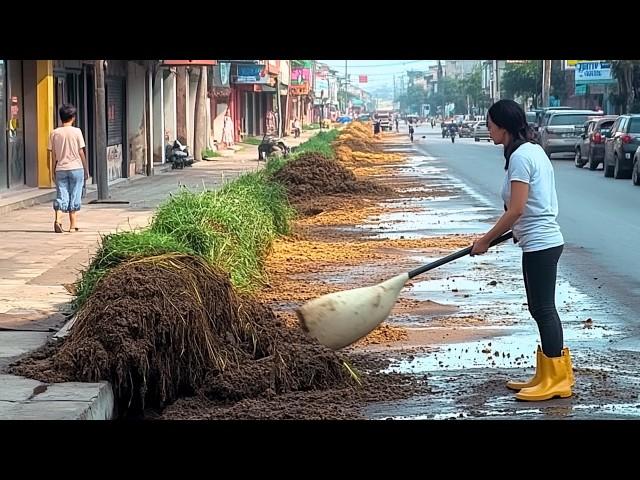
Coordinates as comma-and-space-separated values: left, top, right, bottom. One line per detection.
460, 65, 487, 115
461, 65, 483, 104
610, 60, 640, 113
398, 84, 427, 114
501, 61, 541, 105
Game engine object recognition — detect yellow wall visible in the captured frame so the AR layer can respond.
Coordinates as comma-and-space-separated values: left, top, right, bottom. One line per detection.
36, 60, 54, 188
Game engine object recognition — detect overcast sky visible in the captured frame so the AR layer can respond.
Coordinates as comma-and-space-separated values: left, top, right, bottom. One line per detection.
318, 60, 438, 91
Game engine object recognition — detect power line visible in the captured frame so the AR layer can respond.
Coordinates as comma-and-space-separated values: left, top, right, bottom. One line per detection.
321, 60, 434, 69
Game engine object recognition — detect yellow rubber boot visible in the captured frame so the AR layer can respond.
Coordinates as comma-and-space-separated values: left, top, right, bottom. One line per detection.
563, 347, 575, 386
506, 346, 544, 391
515, 349, 573, 401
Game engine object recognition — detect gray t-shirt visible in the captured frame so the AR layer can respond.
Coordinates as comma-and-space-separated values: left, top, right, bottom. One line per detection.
501, 142, 564, 252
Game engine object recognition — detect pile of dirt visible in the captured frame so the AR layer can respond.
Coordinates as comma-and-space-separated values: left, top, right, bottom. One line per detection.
161, 353, 425, 419
333, 123, 382, 154
273, 152, 389, 203
334, 136, 381, 154
10, 253, 356, 414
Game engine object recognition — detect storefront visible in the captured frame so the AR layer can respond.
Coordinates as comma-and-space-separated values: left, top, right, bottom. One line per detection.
104, 61, 127, 181
0, 60, 25, 191
565, 60, 617, 114
290, 61, 312, 126
232, 63, 276, 138
53, 61, 95, 178
208, 62, 233, 144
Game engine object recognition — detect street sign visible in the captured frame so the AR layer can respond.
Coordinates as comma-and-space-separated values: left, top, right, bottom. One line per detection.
574, 61, 616, 85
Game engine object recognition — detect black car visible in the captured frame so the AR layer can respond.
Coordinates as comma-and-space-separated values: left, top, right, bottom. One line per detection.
603, 114, 640, 179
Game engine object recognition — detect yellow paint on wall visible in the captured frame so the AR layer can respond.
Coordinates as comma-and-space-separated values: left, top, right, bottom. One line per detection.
36, 60, 54, 188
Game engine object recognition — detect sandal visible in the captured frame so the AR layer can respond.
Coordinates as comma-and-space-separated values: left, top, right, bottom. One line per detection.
54, 222, 63, 233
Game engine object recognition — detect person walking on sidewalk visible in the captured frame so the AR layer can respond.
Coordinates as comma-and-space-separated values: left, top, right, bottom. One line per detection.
48, 104, 88, 233
470, 99, 574, 402
292, 117, 301, 138
222, 108, 235, 149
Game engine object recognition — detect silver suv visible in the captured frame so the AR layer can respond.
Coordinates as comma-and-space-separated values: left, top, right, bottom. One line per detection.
474, 121, 491, 142
539, 110, 603, 157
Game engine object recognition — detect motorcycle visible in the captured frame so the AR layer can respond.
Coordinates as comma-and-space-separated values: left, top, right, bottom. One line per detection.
258, 133, 290, 161
409, 126, 414, 143
450, 129, 456, 143
165, 140, 194, 169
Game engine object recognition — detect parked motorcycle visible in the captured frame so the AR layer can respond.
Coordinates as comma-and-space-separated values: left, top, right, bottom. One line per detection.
165, 140, 194, 169
258, 134, 290, 161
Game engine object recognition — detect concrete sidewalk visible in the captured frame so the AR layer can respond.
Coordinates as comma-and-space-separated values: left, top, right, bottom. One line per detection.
0, 131, 317, 419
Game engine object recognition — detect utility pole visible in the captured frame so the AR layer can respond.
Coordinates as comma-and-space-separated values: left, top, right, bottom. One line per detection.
393, 74, 396, 104
438, 60, 445, 118
276, 74, 283, 137
344, 60, 349, 114
94, 60, 109, 200
492, 59, 500, 103
542, 59, 552, 107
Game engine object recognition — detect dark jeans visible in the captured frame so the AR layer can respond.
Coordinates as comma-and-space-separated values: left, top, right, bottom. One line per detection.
522, 244, 564, 358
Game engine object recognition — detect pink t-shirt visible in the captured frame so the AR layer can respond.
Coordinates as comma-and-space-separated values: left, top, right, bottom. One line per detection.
48, 126, 85, 171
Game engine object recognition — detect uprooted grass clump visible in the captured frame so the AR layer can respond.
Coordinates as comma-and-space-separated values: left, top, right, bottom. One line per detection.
150, 171, 294, 291
271, 152, 390, 202
10, 254, 357, 414
263, 129, 340, 177
73, 168, 295, 309
73, 230, 193, 310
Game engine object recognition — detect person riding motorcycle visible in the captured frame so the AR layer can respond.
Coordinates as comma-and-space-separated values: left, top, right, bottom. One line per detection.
448, 123, 458, 143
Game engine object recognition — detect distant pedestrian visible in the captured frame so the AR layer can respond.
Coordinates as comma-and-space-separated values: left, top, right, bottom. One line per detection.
373, 119, 381, 135
48, 104, 89, 233
222, 108, 235, 148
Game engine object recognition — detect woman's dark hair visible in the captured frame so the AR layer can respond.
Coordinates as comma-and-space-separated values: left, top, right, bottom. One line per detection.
487, 99, 536, 170
59, 103, 77, 123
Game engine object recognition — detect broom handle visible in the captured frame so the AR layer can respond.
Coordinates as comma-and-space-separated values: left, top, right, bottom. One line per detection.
408, 231, 513, 279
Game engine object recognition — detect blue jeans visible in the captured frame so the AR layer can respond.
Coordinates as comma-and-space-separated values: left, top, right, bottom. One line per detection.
54, 168, 84, 212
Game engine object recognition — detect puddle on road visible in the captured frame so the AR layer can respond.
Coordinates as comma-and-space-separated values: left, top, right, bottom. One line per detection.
384, 331, 538, 372
353, 148, 636, 419
361, 203, 495, 239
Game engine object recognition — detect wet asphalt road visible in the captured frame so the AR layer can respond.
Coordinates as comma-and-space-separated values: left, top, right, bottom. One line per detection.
361, 125, 640, 419
411, 125, 640, 329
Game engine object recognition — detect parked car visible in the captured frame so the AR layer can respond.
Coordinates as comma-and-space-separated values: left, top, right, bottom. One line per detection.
474, 121, 491, 142
531, 106, 575, 142
356, 113, 371, 122
574, 116, 618, 170
539, 110, 603, 157
603, 114, 640, 179
336, 115, 352, 124
632, 146, 640, 186
526, 111, 537, 127
459, 122, 474, 138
